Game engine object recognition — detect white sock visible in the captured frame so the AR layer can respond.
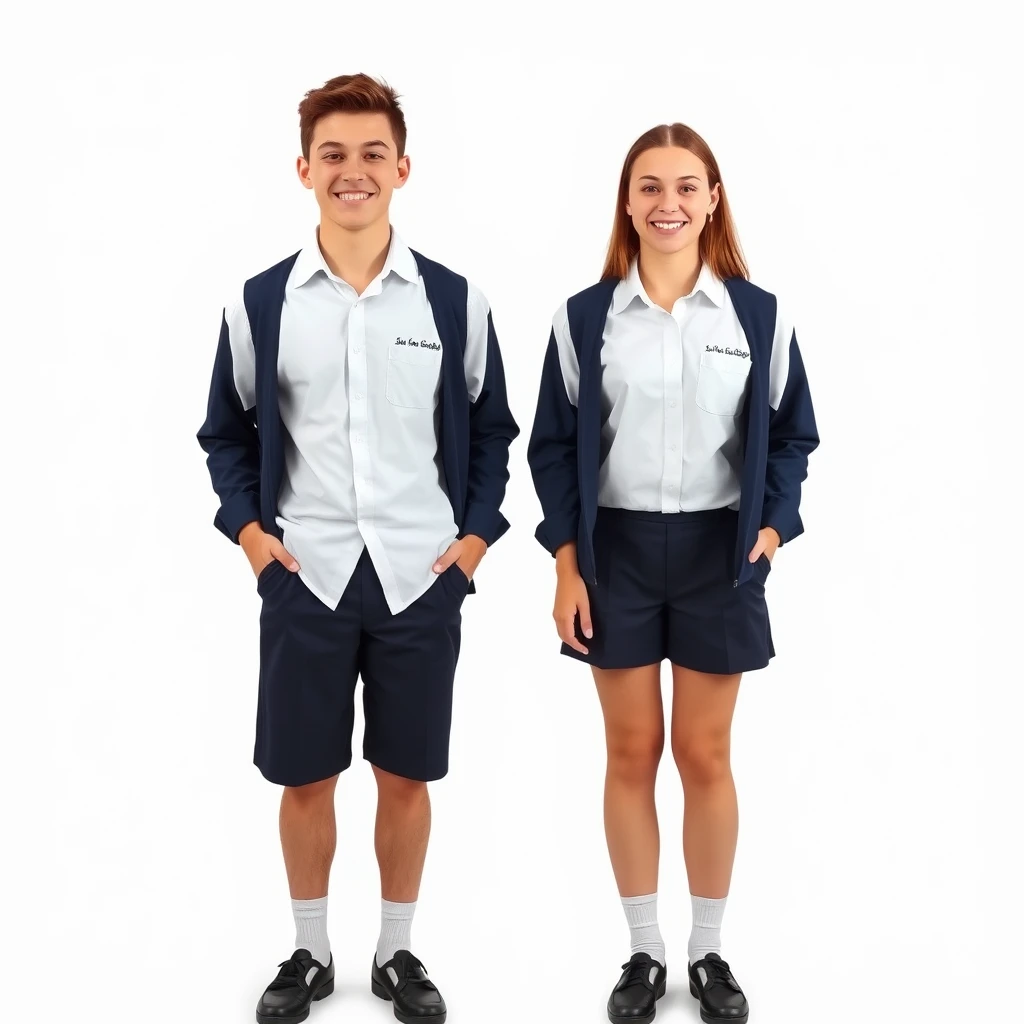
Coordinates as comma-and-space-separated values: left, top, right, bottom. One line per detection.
292, 896, 331, 967
688, 894, 727, 964
621, 893, 666, 966
376, 899, 416, 967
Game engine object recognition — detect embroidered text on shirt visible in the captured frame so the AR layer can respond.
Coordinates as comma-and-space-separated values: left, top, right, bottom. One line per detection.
395, 336, 441, 351
705, 344, 749, 359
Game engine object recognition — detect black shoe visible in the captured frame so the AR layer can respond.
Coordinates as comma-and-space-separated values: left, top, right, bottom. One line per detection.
607, 952, 667, 1024
371, 949, 447, 1023
688, 952, 748, 1023
256, 948, 335, 1024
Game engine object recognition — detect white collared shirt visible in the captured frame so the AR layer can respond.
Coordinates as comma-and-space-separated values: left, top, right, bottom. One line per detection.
224, 229, 494, 614
552, 261, 787, 513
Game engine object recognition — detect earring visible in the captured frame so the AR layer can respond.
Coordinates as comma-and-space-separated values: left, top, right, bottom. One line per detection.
709, 213, 714, 223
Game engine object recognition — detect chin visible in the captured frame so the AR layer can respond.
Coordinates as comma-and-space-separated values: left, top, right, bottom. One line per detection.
647, 234, 689, 254
326, 209, 378, 230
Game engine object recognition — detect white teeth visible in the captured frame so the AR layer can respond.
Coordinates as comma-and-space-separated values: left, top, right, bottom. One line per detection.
653, 221, 686, 229
336, 191, 371, 200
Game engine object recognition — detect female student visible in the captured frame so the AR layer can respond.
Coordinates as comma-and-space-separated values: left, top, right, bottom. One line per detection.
527, 124, 818, 1024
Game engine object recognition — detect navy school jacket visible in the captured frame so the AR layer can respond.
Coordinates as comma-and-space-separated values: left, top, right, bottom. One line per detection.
197, 250, 520, 591
527, 276, 819, 588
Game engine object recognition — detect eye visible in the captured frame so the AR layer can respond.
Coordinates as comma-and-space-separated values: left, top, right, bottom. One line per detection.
365, 152, 384, 160
640, 185, 658, 193
681, 185, 696, 193
323, 153, 341, 161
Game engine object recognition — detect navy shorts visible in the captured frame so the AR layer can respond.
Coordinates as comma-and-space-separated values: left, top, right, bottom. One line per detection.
562, 506, 775, 674
254, 549, 469, 787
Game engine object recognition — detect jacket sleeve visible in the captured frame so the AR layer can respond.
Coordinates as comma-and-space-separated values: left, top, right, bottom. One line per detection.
527, 305, 581, 555
196, 297, 262, 543
761, 307, 820, 545
460, 284, 520, 545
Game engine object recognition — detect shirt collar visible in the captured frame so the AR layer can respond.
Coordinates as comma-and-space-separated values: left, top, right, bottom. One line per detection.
291, 227, 419, 289
611, 259, 724, 314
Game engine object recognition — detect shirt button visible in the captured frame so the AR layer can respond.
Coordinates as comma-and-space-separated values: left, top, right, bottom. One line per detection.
669, 443, 677, 451
669, 399, 677, 407
354, 392, 363, 400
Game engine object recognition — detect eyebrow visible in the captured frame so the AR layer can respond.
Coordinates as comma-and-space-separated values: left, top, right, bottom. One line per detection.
316, 139, 392, 152
638, 174, 702, 182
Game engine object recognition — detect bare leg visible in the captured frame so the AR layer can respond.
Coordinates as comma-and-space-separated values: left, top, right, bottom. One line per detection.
593, 664, 665, 896
372, 765, 431, 902
670, 666, 742, 897
280, 774, 340, 899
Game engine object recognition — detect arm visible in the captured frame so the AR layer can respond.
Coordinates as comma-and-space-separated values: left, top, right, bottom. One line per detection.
196, 296, 261, 543
526, 304, 582, 556
460, 284, 521, 545
761, 307, 820, 545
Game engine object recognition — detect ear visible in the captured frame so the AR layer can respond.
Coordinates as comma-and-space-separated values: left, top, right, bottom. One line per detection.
394, 154, 411, 189
709, 181, 721, 215
625, 202, 632, 216
297, 156, 313, 190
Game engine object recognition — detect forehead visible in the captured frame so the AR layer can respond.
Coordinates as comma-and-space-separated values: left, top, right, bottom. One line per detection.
310, 110, 396, 150
631, 146, 706, 181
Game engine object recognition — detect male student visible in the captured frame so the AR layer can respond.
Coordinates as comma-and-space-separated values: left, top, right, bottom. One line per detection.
197, 73, 519, 1024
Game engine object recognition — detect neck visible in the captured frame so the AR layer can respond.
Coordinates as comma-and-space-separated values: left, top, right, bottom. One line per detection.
637, 241, 702, 312
316, 217, 392, 293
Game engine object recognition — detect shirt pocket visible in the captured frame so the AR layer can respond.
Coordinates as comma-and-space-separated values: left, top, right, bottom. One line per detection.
695, 351, 750, 417
385, 344, 442, 409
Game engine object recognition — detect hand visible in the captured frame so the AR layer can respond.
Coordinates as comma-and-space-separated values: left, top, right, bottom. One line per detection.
432, 534, 487, 581
239, 521, 300, 578
748, 526, 781, 565
553, 543, 592, 654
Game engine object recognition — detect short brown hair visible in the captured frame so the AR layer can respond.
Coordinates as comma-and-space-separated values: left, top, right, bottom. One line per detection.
298, 73, 407, 161
602, 124, 748, 282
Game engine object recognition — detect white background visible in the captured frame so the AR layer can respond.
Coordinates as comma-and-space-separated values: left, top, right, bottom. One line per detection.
2, 2, 1021, 1023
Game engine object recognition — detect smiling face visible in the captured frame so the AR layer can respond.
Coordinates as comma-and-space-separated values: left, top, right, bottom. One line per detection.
626, 146, 720, 257
297, 111, 410, 233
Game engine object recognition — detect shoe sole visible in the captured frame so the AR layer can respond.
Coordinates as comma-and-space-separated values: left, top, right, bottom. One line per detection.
688, 979, 748, 1024
256, 978, 334, 1024
371, 977, 447, 1024
607, 977, 667, 1024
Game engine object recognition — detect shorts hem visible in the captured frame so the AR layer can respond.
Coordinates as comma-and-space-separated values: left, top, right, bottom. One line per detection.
667, 651, 775, 675
559, 644, 665, 671
364, 752, 449, 783
255, 756, 353, 788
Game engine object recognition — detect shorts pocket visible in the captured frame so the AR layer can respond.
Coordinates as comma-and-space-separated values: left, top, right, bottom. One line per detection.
447, 563, 471, 592
386, 345, 441, 409
756, 552, 772, 579
695, 352, 750, 417
256, 559, 285, 594
435, 564, 470, 609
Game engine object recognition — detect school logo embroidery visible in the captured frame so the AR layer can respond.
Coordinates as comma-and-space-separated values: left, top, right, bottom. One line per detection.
705, 344, 749, 359
395, 336, 441, 351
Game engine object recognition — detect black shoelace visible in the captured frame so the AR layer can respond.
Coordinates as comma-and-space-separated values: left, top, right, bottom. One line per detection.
700, 957, 740, 991
391, 954, 438, 991
267, 954, 314, 992
620, 958, 657, 990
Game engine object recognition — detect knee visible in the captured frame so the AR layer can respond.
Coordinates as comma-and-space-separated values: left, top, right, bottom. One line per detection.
672, 735, 731, 786
606, 730, 665, 786
282, 774, 338, 811
374, 768, 428, 807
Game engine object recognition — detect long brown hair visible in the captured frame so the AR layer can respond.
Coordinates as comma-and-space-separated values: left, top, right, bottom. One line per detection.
298, 73, 407, 161
601, 124, 748, 281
